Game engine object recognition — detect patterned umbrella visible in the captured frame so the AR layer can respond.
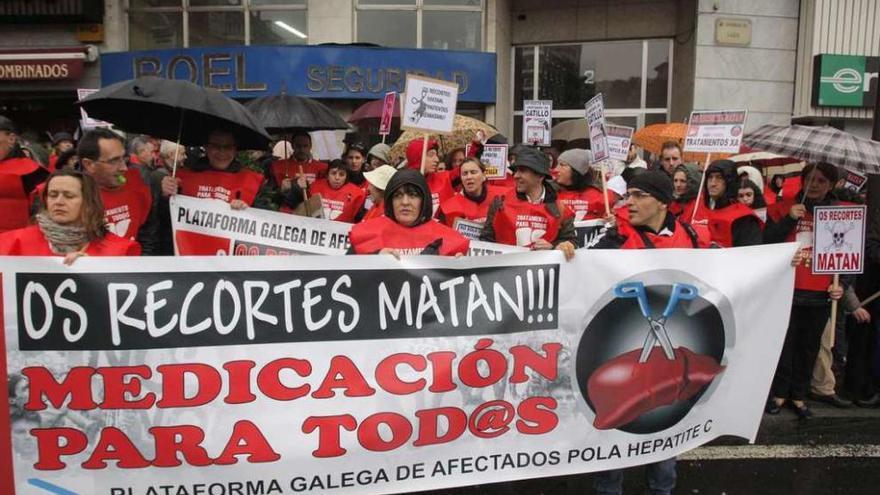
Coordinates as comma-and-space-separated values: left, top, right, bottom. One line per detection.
389, 114, 498, 162
632, 122, 731, 163
743, 124, 880, 174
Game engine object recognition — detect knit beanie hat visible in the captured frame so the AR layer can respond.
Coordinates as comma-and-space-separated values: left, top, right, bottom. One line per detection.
557, 149, 593, 176
627, 170, 674, 204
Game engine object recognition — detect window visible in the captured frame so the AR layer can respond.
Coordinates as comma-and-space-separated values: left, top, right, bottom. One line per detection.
127, 0, 307, 50
355, 0, 483, 50
512, 39, 672, 143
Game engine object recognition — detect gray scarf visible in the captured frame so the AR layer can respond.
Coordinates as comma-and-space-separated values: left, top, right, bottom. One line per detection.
36, 212, 90, 254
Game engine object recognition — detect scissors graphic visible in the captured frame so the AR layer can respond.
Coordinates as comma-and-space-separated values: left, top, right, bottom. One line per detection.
613, 282, 699, 363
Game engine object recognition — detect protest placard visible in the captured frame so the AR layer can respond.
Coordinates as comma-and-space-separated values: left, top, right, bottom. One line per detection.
77, 88, 110, 129
683, 110, 747, 153
605, 124, 634, 162
523, 100, 553, 146
401, 75, 459, 134
2, 244, 797, 495
843, 170, 867, 192
812, 205, 867, 274
585, 94, 608, 162
574, 219, 606, 248
480, 143, 509, 179
379, 92, 397, 136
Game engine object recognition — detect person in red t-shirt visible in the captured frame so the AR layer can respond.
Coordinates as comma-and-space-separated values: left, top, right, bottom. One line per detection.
0, 115, 48, 233
0, 169, 140, 261
438, 157, 507, 228
310, 160, 366, 223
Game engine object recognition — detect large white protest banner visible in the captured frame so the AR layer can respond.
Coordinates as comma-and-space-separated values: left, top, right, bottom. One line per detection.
811, 205, 867, 274
401, 75, 459, 134
2, 244, 797, 495
523, 100, 553, 146
171, 196, 520, 257
683, 110, 747, 154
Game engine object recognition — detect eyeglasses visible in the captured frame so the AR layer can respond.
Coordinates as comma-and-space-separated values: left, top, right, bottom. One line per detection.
96, 156, 126, 166
624, 190, 653, 201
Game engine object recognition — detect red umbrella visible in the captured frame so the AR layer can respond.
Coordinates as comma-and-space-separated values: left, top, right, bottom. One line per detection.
347, 98, 400, 124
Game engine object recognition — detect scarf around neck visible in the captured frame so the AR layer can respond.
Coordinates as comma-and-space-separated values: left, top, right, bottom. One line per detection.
36, 212, 90, 254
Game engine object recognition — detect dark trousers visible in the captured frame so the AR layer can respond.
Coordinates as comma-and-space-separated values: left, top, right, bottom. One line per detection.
772, 305, 829, 400
843, 304, 879, 400
593, 458, 677, 495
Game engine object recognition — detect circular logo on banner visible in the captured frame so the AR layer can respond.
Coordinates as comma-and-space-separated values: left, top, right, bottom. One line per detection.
730, 125, 742, 137
574, 271, 733, 434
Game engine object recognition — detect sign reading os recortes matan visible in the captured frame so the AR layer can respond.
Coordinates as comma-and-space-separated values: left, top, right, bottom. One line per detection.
2, 244, 797, 495
605, 124, 634, 162
523, 100, 553, 146
585, 94, 608, 162
401, 74, 459, 134
683, 110, 747, 154
812, 205, 867, 274
812, 54, 879, 108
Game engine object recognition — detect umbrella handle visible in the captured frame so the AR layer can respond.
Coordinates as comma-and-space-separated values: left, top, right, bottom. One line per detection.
690, 153, 711, 224
171, 110, 186, 179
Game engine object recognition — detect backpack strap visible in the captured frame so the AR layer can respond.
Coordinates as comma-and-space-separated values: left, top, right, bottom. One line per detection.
679, 220, 700, 248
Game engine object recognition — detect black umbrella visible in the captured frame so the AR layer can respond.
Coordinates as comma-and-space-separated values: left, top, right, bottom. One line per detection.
244, 94, 350, 134
76, 76, 271, 150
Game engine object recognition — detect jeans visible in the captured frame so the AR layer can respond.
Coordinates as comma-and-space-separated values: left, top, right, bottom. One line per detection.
594, 458, 677, 495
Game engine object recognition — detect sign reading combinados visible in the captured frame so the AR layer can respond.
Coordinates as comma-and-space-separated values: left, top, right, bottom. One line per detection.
101, 45, 497, 102
812, 54, 879, 108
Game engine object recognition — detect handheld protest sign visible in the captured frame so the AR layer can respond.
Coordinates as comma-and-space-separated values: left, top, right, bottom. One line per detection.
585, 94, 608, 163
683, 110, 747, 154
843, 170, 867, 192
605, 124, 634, 162
523, 100, 553, 146
379, 91, 397, 143
401, 74, 459, 135
453, 217, 484, 240
481, 144, 509, 179
811, 205, 867, 275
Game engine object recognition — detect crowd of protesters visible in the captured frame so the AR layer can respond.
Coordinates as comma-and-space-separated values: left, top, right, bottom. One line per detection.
2, 113, 879, 495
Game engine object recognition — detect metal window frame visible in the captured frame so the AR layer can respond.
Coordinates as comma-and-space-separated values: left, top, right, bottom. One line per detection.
353, 0, 484, 50
126, 0, 307, 49
510, 39, 673, 132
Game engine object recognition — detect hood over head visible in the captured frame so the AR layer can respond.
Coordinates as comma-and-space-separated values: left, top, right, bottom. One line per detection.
383, 168, 433, 226
673, 163, 702, 202
736, 165, 764, 193
405, 138, 439, 171
703, 159, 739, 206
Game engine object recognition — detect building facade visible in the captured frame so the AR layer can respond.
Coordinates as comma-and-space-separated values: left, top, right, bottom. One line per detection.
0, 0, 877, 147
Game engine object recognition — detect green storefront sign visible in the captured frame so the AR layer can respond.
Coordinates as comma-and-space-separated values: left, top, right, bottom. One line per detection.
812, 54, 878, 107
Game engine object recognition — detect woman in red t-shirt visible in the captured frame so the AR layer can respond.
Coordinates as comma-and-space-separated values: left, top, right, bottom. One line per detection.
309, 160, 366, 223
439, 157, 508, 228
0, 169, 140, 262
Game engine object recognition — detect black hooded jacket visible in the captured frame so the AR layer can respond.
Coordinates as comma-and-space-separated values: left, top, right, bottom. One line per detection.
383, 168, 433, 227
702, 159, 763, 246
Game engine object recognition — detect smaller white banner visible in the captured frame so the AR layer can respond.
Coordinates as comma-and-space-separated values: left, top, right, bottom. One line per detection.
401, 75, 459, 134
812, 205, 867, 274
77, 88, 111, 129
523, 100, 553, 146
683, 110, 747, 153
481, 144, 509, 179
585, 94, 608, 162
605, 124, 634, 162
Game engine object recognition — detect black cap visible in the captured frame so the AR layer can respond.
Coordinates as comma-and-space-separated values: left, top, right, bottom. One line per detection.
0, 115, 16, 133
52, 132, 74, 146
628, 170, 674, 205
511, 147, 551, 177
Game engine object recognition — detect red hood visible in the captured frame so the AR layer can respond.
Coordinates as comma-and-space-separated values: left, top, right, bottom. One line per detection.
405, 138, 438, 171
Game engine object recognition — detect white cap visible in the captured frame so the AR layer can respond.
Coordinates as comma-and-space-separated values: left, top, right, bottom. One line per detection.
363, 165, 397, 191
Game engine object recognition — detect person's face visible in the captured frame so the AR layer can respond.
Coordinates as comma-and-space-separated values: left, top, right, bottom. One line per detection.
83, 138, 127, 189
136, 142, 155, 166
346, 150, 365, 172
328, 168, 347, 189
460, 161, 486, 196
0, 130, 13, 161
369, 156, 385, 169
660, 147, 682, 173
450, 151, 465, 169
627, 144, 637, 161
293, 135, 312, 161
673, 171, 688, 196
626, 188, 664, 227
55, 140, 74, 153
513, 166, 543, 194
706, 172, 727, 200
436, 162, 447, 171
367, 183, 383, 203
422, 149, 439, 174
803, 169, 833, 200
206, 132, 237, 171
391, 187, 423, 227
46, 176, 84, 225
774, 176, 785, 188
737, 187, 754, 206
163, 146, 187, 169
556, 162, 574, 187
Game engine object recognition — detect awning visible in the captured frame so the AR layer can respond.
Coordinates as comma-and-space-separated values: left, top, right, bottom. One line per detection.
0, 47, 89, 81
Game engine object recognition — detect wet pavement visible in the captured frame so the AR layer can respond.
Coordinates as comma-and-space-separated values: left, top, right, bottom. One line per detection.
419, 401, 880, 494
